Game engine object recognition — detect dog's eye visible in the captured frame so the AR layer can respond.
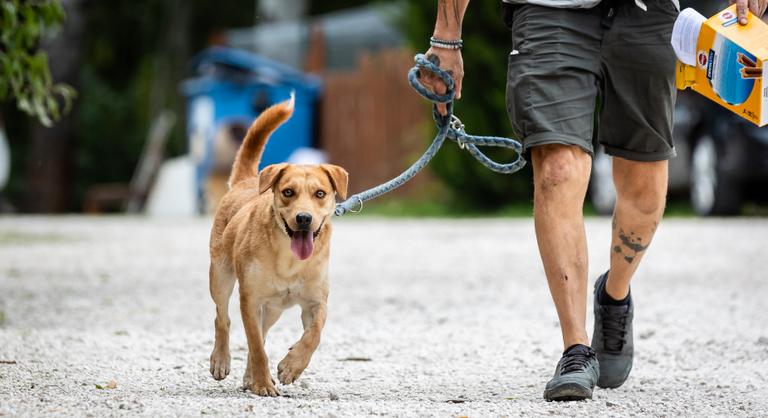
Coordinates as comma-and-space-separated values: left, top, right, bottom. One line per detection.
282, 189, 294, 197
315, 190, 326, 199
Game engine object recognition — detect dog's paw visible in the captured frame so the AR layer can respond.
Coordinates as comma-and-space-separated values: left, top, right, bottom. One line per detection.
277, 351, 310, 385
243, 374, 280, 397
209, 350, 231, 381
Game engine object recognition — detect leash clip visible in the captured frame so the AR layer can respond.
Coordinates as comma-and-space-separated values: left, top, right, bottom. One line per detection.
348, 196, 364, 213
450, 115, 467, 149
450, 115, 465, 132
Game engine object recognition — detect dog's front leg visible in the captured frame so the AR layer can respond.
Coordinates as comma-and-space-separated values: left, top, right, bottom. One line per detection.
277, 300, 327, 385
240, 293, 279, 396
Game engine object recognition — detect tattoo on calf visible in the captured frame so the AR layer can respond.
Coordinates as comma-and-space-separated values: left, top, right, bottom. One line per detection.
614, 228, 650, 264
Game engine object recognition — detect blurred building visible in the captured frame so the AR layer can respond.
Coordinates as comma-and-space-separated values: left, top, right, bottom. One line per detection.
227, 4, 403, 71
258, 0, 308, 21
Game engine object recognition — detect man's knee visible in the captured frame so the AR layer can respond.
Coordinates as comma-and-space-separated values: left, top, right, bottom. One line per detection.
614, 161, 668, 216
532, 144, 590, 192
619, 186, 666, 216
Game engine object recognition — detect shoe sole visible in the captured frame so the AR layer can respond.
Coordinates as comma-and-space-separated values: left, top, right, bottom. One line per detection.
543, 382, 593, 402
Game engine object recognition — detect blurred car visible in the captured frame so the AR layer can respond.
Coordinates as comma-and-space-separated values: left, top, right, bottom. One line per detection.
589, 90, 768, 216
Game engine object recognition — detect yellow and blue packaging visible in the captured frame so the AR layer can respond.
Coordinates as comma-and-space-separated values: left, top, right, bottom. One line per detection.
674, 5, 768, 126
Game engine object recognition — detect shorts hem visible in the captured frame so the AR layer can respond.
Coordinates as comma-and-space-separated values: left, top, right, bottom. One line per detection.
523, 132, 594, 161
602, 145, 677, 162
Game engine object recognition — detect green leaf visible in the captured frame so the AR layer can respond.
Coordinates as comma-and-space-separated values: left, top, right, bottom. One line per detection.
1, 1, 16, 18
45, 96, 59, 119
0, 0, 75, 126
17, 96, 32, 113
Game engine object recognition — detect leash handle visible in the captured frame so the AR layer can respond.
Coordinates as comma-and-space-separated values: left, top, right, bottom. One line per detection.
408, 55, 455, 101
408, 55, 455, 126
334, 54, 526, 217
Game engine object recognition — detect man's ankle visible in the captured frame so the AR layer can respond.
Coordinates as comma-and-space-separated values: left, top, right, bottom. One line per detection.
562, 336, 590, 351
563, 343, 593, 356
600, 273, 631, 306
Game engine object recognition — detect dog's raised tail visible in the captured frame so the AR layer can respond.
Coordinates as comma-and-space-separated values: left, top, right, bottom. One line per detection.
229, 92, 295, 187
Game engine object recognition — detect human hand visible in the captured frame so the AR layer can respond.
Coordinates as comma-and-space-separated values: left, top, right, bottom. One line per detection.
417, 47, 464, 116
730, 0, 768, 25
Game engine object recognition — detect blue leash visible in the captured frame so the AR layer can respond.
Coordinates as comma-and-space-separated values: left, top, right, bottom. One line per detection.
334, 53, 526, 217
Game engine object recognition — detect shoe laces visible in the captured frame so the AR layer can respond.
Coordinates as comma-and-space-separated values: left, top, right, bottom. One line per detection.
560, 348, 595, 374
601, 306, 629, 352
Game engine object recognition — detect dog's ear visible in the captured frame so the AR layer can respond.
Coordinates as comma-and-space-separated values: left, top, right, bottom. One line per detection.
320, 164, 349, 201
259, 163, 289, 194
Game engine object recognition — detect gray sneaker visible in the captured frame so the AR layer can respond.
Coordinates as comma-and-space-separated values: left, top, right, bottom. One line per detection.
592, 271, 634, 389
543, 344, 600, 401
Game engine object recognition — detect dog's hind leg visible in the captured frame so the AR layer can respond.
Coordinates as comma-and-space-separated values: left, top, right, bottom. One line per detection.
209, 261, 236, 380
261, 305, 283, 343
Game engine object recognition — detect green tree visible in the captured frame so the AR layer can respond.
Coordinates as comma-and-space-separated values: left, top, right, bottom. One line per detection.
402, 1, 532, 208
3, 0, 258, 211
0, 0, 76, 127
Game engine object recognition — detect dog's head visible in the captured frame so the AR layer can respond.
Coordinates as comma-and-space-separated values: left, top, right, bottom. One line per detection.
259, 163, 348, 261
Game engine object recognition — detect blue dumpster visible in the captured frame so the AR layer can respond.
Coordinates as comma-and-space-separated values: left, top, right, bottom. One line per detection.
181, 47, 322, 213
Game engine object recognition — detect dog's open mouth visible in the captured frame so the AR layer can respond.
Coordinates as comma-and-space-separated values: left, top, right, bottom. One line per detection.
282, 217, 322, 261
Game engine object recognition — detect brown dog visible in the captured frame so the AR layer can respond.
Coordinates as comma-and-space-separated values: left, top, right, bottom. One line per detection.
207, 94, 348, 396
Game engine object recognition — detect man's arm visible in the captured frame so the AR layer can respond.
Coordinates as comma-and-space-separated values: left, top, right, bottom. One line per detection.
434, 0, 469, 39
730, 0, 768, 25
419, 0, 469, 116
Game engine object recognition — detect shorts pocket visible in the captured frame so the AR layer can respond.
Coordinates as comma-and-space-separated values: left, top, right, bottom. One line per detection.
506, 51, 531, 139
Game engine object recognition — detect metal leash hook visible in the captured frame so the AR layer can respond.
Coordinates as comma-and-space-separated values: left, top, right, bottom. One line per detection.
449, 115, 465, 132
333, 53, 526, 217
348, 196, 364, 213
450, 115, 466, 149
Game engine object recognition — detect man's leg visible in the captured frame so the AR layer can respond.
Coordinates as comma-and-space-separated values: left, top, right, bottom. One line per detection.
607, 157, 668, 297
534, 144, 602, 401
590, 0, 676, 390
531, 144, 593, 349
590, 157, 668, 389
504, 2, 604, 401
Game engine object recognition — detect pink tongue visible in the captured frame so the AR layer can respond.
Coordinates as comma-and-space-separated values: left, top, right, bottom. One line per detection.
290, 230, 314, 260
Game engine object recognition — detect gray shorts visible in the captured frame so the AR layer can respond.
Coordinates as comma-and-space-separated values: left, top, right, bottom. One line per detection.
505, 0, 679, 162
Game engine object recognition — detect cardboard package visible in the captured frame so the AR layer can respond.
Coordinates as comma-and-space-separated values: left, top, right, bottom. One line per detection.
673, 5, 768, 126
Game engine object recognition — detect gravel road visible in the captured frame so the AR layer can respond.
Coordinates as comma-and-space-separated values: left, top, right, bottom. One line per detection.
0, 216, 767, 417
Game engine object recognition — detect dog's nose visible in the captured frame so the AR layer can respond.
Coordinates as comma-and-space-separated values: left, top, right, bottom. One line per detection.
295, 212, 312, 229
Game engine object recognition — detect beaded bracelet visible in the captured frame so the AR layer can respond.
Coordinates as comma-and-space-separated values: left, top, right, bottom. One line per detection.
430, 36, 463, 50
